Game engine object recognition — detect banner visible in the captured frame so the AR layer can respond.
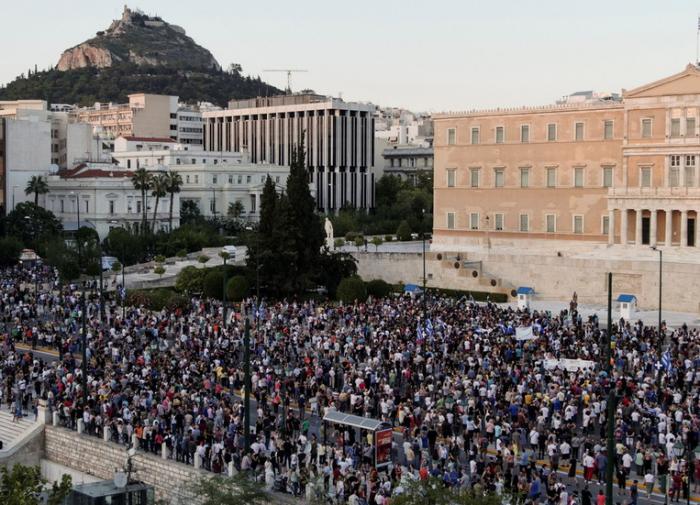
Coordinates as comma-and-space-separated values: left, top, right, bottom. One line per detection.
515, 326, 536, 341
542, 358, 595, 372
375, 428, 392, 468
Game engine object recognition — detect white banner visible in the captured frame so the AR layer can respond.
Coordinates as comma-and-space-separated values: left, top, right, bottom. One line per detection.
515, 326, 536, 341
542, 358, 595, 372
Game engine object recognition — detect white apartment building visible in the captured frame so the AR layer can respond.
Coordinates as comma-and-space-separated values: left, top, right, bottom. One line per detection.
176, 108, 203, 147
177, 163, 289, 221
112, 135, 242, 170
203, 93, 377, 212
46, 162, 178, 238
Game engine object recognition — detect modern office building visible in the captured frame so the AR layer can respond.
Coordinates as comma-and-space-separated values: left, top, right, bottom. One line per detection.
433, 64, 700, 250
203, 93, 377, 212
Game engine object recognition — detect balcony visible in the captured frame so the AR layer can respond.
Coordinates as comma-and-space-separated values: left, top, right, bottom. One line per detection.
608, 186, 700, 198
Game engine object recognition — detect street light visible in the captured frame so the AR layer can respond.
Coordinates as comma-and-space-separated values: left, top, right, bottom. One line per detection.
651, 246, 663, 345
245, 226, 261, 303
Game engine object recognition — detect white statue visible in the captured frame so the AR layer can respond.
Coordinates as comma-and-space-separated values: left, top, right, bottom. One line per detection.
324, 217, 334, 250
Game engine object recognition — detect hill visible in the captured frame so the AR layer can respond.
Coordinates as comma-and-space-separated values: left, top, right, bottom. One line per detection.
0, 64, 279, 107
0, 6, 281, 106
57, 6, 219, 71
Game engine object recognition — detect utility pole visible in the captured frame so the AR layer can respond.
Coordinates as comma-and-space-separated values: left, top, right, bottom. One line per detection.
221, 252, 228, 327
605, 272, 616, 505
243, 313, 251, 453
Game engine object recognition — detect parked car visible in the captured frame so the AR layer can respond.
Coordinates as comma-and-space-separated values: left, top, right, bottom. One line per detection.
101, 256, 119, 271
221, 245, 237, 261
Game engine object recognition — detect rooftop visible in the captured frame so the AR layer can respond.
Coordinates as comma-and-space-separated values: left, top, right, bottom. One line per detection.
119, 136, 176, 143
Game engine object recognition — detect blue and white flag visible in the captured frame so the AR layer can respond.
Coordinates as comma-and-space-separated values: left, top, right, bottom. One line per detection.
416, 323, 424, 342
425, 319, 434, 337
661, 351, 673, 372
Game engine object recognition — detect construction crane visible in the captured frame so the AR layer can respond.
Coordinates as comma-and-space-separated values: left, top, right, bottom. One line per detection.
263, 69, 308, 94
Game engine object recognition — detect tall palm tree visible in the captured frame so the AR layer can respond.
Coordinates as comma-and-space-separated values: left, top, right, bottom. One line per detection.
25, 175, 49, 205
150, 173, 168, 233
130, 168, 153, 234
164, 171, 183, 232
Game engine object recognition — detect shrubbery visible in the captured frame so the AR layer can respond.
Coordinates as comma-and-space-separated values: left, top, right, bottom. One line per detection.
226, 276, 249, 302
396, 220, 412, 241
203, 270, 224, 300
366, 279, 392, 298
336, 276, 367, 304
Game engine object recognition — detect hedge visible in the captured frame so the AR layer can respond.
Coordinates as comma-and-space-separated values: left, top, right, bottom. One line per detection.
366, 279, 392, 298
336, 276, 367, 303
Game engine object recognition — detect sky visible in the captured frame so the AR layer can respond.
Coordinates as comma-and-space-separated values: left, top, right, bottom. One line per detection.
2, 0, 699, 112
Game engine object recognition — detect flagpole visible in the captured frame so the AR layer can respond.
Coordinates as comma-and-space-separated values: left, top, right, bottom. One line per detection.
697, 15, 699, 65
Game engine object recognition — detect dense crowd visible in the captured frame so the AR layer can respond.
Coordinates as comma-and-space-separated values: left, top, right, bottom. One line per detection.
1, 262, 700, 505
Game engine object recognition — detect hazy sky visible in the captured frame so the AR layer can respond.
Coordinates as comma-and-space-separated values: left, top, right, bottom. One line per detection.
2, 0, 699, 111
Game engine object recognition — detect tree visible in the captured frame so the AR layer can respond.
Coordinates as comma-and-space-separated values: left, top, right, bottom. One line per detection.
153, 265, 166, 277
392, 477, 502, 505
151, 173, 168, 232
131, 168, 153, 234
366, 279, 392, 298
371, 236, 384, 251
0, 463, 72, 505
164, 171, 182, 232
198, 255, 210, 265
24, 175, 49, 205
354, 235, 365, 251
0, 237, 23, 267
226, 275, 249, 301
314, 251, 357, 298
102, 227, 145, 266
4, 202, 62, 248
175, 265, 206, 293
396, 220, 412, 241
180, 200, 201, 224
227, 200, 245, 220
188, 473, 269, 505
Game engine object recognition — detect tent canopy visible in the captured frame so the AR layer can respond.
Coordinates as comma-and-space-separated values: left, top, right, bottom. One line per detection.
323, 409, 386, 431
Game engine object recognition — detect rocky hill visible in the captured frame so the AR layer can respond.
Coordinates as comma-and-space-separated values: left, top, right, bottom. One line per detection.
0, 6, 281, 106
57, 6, 220, 71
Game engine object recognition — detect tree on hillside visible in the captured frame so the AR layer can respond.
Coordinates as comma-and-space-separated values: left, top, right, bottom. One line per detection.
25, 175, 49, 205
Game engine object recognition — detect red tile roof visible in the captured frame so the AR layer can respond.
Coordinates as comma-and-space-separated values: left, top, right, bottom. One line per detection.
120, 135, 176, 143
59, 164, 134, 179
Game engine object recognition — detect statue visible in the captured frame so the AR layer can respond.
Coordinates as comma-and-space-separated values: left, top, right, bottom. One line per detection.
324, 218, 334, 250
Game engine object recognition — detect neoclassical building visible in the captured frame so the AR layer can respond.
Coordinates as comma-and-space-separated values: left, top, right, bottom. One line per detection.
433, 64, 700, 249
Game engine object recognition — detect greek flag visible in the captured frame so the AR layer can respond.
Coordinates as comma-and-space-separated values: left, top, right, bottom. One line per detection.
661, 351, 673, 372
120, 287, 127, 299
416, 323, 424, 342
425, 319, 434, 338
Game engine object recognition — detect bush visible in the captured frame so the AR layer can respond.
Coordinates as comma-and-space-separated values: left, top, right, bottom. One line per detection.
333, 238, 345, 248
226, 275, 249, 302
370, 236, 384, 251
336, 276, 367, 304
366, 279, 392, 298
154, 255, 166, 264
344, 231, 357, 242
198, 255, 210, 264
203, 269, 224, 300
176, 249, 188, 259
353, 236, 365, 250
396, 220, 412, 241
153, 265, 166, 277
175, 265, 206, 293
384, 235, 393, 242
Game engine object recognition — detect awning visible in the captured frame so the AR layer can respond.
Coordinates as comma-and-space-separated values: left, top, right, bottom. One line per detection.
323, 409, 386, 431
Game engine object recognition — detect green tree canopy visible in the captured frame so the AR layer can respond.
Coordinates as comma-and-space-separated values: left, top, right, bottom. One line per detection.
187, 473, 269, 505
3, 202, 63, 249
0, 463, 72, 505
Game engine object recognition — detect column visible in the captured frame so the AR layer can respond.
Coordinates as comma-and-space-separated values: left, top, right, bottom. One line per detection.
620, 209, 628, 245
649, 209, 657, 247
681, 210, 688, 246
635, 209, 643, 246
696, 211, 700, 247
665, 210, 673, 246
608, 209, 615, 245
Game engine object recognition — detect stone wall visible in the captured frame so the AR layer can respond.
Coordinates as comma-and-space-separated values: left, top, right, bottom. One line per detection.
44, 426, 204, 504
354, 250, 700, 313
0, 426, 44, 469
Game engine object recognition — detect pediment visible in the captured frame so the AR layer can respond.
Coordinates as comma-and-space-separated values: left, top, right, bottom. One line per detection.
624, 64, 700, 98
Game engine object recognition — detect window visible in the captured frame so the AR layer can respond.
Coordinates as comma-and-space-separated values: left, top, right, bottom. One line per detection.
228, 175, 233, 184
109, 200, 115, 215
671, 118, 681, 137
237, 175, 243, 184
60, 200, 64, 213
470, 168, 480, 188
495, 126, 504, 144
547, 123, 557, 142
194, 175, 199, 184
546, 168, 557, 188
127, 160, 131, 169
84, 200, 88, 213
602, 216, 610, 235
686, 155, 695, 167
470, 213, 479, 230
447, 212, 455, 229
604, 120, 614, 140
176, 158, 181, 165
687, 117, 696, 136
246, 175, 251, 183
212, 175, 218, 184
494, 213, 504, 231
574, 167, 584, 188
471, 127, 480, 145
136, 201, 142, 214
210, 200, 216, 213
573, 215, 584, 234
642, 118, 652, 138
685, 156, 695, 187
602, 167, 613, 188
640, 167, 651, 188
520, 168, 530, 188
275, 176, 280, 183
447, 169, 456, 187
447, 128, 456, 145
186, 175, 190, 183
546, 214, 556, 233
520, 125, 529, 143
519, 214, 529, 232
575, 122, 584, 141
494, 168, 505, 188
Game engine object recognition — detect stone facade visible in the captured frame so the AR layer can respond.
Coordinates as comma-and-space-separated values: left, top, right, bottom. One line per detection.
354, 250, 700, 313
44, 426, 203, 504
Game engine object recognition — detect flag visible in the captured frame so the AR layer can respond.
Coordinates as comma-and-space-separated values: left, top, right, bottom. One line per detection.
416, 323, 424, 342
661, 351, 673, 372
425, 319, 434, 337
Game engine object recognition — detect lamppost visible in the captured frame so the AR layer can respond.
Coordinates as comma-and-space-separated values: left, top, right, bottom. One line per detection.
220, 251, 229, 328
672, 439, 690, 505
243, 311, 252, 453
421, 208, 426, 293
651, 246, 663, 343
245, 226, 261, 303
604, 272, 616, 505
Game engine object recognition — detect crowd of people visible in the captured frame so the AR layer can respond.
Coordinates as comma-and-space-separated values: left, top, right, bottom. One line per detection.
1, 262, 699, 505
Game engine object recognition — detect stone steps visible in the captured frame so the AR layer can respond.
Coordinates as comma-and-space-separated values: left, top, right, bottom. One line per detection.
0, 408, 36, 449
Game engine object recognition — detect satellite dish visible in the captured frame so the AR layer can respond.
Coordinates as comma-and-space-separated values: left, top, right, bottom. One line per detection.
114, 471, 127, 488
48, 164, 60, 174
